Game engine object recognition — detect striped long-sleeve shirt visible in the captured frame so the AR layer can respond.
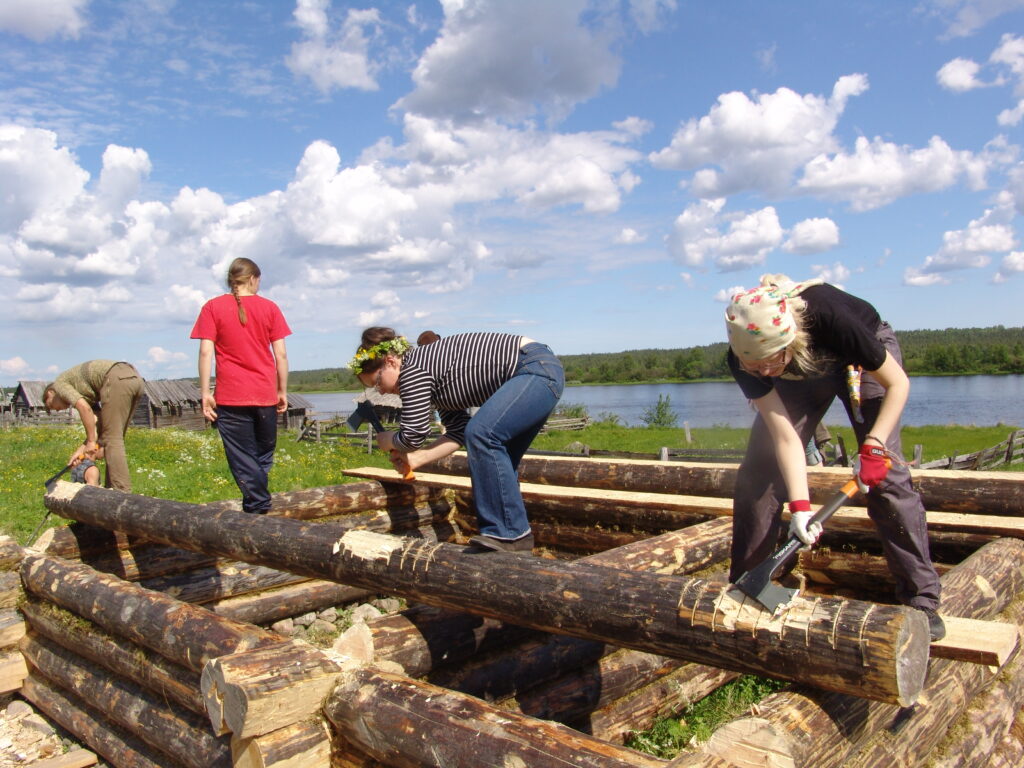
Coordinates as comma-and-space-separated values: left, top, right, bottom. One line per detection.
392, 333, 523, 451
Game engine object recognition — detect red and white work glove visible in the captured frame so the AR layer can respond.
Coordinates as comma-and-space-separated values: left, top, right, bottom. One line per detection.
787, 500, 822, 547
854, 442, 890, 492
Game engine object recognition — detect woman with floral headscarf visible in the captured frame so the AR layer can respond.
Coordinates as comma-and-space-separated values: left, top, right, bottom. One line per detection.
724, 274, 944, 640
349, 327, 564, 553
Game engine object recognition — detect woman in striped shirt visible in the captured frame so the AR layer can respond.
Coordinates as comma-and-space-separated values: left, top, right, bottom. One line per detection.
350, 327, 564, 553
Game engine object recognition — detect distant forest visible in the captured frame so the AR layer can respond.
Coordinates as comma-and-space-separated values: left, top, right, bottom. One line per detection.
289, 326, 1024, 391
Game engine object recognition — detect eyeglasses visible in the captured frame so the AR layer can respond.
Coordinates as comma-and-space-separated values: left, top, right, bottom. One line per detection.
739, 348, 790, 376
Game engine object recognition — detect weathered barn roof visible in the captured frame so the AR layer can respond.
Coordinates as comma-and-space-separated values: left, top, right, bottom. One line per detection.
143, 378, 201, 405
14, 380, 48, 408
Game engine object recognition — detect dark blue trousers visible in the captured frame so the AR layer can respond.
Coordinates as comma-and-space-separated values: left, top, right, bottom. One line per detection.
215, 405, 278, 514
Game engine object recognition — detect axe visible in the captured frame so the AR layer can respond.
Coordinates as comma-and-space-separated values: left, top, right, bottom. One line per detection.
734, 476, 861, 614
346, 400, 385, 433
43, 464, 74, 491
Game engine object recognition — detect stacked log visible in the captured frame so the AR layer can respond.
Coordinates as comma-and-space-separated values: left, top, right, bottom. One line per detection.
42, 482, 931, 705
6, 459, 1020, 768
695, 536, 1024, 767
0, 536, 27, 694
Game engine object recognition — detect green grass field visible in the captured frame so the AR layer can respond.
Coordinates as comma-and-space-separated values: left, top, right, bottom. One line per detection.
0, 424, 393, 543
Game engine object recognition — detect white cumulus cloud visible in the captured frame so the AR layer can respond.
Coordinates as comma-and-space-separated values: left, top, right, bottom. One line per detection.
0, 0, 87, 42
397, 0, 622, 123
286, 0, 381, 92
668, 200, 784, 272
650, 75, 869, 197
783, 217, 840, 255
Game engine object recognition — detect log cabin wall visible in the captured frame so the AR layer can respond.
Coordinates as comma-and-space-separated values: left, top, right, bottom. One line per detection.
0, 462, 1022, 768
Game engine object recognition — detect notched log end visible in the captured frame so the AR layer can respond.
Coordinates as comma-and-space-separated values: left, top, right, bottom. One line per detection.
895, 607, 931, 708
44, 480, 83, 506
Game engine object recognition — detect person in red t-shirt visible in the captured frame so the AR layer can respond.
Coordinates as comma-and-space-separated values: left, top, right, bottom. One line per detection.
190, 258, 291, 514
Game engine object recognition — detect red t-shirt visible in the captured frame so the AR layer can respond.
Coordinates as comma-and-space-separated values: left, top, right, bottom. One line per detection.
190, 294, 292, 406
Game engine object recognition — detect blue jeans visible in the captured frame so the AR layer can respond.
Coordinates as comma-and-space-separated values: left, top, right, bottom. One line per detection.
215, 405, 278, 514
464, 343, 564, 540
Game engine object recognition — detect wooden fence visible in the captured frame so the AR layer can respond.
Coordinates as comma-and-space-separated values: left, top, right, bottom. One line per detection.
919, 429, 1024, 471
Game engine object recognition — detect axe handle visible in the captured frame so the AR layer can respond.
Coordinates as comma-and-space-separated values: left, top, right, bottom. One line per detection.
808, 477, 861, 528
771, 477, 860, 568
43, 464, 73, 489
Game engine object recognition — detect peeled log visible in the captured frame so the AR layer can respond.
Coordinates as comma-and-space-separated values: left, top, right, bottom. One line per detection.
697, 536, 1024, 768
22, 672, 180, 768
231, 719, 331, 768
44, 483, 929, 705
20, 632, 231, 768
434, 453, 1024, 515
324, 663, 668, 768
20, 552, 282, 672
201, 641, 343, 738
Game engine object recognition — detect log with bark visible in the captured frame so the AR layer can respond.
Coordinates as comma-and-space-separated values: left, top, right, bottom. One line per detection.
0, 607, 26, 647
347, 467, 1024, 540
324, 662, 670, 768
20, 599, 203, 715
20, 552, 283, 672
32, 482, 450, 559
205, 579, 373, 625
921, 614, 1024, 768
43, 483, 928, 705
338, 518, 733, 679
575, 664, 739, 745
838, 600, 1024, 767
20, 632, 232, 768
22, 671, 183, 768
694, 536, 1024, 768
433, 453, 1024, 515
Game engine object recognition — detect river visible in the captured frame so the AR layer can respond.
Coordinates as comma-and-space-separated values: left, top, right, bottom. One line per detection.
302, 374, 1024, 429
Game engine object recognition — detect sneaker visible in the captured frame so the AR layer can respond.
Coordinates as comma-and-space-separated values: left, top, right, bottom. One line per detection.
921, 608, 946, 641
466, 533, 535, 553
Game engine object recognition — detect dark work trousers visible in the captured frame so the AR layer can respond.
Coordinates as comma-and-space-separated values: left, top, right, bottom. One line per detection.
215, 405, 278, 514
729, 323, 941, 611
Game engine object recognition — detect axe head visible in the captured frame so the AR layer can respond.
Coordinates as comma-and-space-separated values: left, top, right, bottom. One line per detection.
733, 548, 799, 615
347, 400, 385, 432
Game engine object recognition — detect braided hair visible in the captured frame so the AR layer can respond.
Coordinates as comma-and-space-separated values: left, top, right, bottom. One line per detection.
226, 258, 260, 326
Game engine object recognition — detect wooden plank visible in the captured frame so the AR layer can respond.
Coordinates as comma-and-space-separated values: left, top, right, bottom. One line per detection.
929, 615, 1020, 667
343, 467, 1024, 538
0, 608, 27, 647
0, 648, 28, 693
28, 750, 99, 768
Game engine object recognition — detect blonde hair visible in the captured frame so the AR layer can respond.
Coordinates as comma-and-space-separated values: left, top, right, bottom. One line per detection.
227, 258, 261, 326
757, 273, 824, 376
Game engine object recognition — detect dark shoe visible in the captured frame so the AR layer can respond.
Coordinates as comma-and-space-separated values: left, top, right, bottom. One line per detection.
466, 533, 534, 553
921, 608, 945, 641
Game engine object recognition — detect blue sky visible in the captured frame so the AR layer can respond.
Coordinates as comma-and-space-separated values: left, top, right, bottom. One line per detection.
1, 0, 1022, 385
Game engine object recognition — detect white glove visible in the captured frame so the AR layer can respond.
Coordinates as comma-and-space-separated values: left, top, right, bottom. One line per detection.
789, 510, 823, 548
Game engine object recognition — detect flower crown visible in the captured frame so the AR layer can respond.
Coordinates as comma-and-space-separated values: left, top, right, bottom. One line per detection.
348, 336, 411, 374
